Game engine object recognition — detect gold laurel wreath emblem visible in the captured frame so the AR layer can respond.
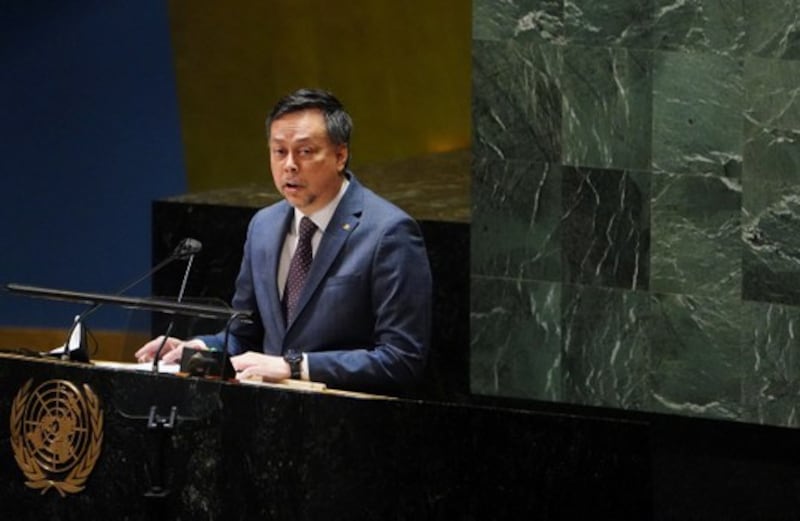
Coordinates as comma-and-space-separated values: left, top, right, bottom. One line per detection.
10, 379, 104, 497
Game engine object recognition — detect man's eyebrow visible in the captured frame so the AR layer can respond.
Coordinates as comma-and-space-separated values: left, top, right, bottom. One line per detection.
270, 135, 317, 144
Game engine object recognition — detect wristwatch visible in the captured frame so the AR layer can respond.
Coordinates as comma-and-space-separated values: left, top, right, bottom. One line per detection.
283, 350, 303, 379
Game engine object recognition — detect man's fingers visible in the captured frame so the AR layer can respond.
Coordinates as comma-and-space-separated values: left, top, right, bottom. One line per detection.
161, 348, 183, 364
134, 336, 163, 360
236, 367, 263, 382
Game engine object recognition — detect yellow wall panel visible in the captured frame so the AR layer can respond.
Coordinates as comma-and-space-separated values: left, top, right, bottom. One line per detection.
168, 0, 471, 192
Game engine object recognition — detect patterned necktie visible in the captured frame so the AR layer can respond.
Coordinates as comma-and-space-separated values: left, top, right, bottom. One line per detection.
283, 216, 317, 324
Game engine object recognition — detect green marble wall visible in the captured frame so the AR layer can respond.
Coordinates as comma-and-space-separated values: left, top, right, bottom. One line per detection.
471, 0, 800, 427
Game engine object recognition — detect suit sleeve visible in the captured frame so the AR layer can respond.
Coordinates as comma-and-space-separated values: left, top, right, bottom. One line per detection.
306, 217, 432, 392
194, 217, 264, 355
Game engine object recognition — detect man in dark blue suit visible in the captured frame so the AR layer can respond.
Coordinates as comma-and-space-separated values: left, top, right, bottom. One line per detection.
136, 89, 432, 393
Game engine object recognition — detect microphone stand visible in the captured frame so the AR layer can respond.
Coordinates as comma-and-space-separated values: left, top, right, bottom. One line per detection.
144, 252, 196, 520
60, 239, 201, 363
221, 310, 250, 379
151, 253, 195, 373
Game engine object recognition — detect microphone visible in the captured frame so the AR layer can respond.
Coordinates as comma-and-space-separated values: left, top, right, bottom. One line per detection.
60, 238, 203, 362
172, 238, 202, 259
150, 247, 198, 373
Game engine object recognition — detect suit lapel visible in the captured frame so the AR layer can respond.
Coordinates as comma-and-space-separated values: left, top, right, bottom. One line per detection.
286, 177, 363, 331
264, 205, 294, 339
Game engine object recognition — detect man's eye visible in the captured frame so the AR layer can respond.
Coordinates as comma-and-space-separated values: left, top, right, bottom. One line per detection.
272, 149, 286, 156
299, 148, 312, 156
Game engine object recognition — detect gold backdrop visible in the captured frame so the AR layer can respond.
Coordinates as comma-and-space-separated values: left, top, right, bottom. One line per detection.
168, 0, 471, 192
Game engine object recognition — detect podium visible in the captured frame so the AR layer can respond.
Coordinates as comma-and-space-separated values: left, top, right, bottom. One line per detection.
0, 354, 650, 520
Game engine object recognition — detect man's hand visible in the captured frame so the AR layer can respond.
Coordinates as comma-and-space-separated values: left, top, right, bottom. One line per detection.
232, 352, 291, 382
134, 336, 208, 364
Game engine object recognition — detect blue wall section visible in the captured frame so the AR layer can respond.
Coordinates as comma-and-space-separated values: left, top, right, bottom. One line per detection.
0, 1, 186, 328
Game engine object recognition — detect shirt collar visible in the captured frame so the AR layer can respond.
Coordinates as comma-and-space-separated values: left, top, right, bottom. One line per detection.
291, 176, 350, 235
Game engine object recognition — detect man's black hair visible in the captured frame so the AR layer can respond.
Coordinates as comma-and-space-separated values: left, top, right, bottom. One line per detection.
266, 88, 353, 148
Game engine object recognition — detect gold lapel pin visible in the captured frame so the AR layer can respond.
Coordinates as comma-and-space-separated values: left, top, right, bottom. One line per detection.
342, 223, 351, 231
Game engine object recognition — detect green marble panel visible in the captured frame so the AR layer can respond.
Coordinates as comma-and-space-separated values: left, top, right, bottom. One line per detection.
745, 56, 800, 131
564, 0, 653, 48
561, 45, 652, 171
473, 40, 562, 162
740, 300, 800, 427
645, 293, 744, 421
652, 0, 745, 55
561, 284, 651, 409
652, 51, 743, 176
470, 277, 562, 401
473, 0, 564, 43
742, 121, 800, 305
650, 172, 742, 297
471, 159, 561, 282
745, 0, 800, 59
561, 167, 650, 290
741, 123, 800, 216
470, 0, 800, 429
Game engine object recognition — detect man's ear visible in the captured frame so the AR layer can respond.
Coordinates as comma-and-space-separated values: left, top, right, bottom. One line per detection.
336, 144, 349, 172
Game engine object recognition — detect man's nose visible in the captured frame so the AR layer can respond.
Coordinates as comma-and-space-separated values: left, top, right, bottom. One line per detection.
284, 152, 298, 171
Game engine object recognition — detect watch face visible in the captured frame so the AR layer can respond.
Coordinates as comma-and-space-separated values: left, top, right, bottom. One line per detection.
284, 351, 302, 378
284, 351, 302, 364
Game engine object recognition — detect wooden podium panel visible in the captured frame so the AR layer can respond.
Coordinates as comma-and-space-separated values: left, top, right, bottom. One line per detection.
0, 353, 650, 520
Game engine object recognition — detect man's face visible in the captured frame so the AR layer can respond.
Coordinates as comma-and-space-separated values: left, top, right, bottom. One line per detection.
269, 108, 348, 214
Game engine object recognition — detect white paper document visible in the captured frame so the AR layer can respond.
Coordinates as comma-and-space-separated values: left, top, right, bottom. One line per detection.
93, 360, 181, 374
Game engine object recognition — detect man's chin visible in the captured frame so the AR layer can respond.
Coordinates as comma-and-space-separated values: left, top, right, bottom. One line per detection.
283, 193, 313, 210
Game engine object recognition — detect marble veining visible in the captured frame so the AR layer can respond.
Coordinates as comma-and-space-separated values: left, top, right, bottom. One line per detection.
650, 172, 741, 297
745, 56, 800, 131
742, 122, 800, 305
651, 50, 744, 177
561, 284, 651, 409
473, 0, 565, 43
471, 0, 800, 428
745, 0, 800, 59
561, 45, 653, 171
561, 167, 650, 290
565, 0, 654, 48
644, 293, 744, 420
471, 159, 562, 282
473, 40, 562, 163
652, 0, 745, 55
470, 277, 562, 401
741, 300, 800, 426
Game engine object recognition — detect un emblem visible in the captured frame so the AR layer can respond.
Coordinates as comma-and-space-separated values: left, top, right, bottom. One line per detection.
10, 379, 103, 497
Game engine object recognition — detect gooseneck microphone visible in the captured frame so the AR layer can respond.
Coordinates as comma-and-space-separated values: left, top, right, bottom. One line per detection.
171, 238, 202, 260
60, 238, 203, 362
150, 243, 200, 373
